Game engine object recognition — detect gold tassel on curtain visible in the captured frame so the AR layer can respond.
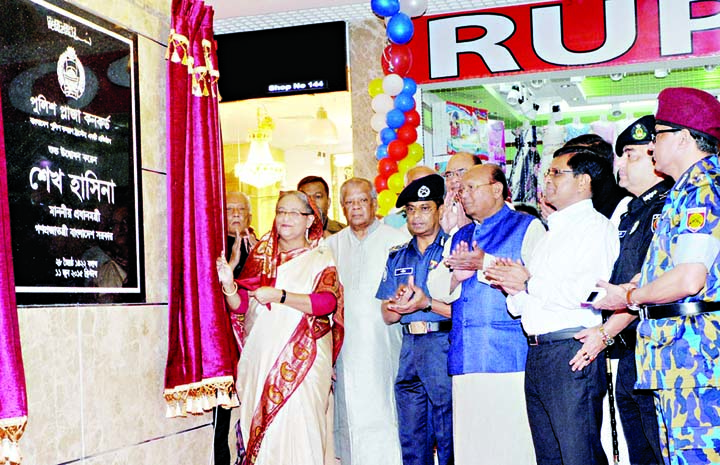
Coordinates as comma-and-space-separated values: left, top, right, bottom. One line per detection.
0, 417, 27, 465
163, 376, 239, 418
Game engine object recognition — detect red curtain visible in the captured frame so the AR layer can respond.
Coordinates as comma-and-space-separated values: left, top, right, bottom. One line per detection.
0, 90, 28, 463
163, 0, 238, 417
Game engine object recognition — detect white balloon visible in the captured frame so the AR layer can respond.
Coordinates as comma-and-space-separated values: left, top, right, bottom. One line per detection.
371, 112, 387, 132
371, 94, 394, 114
382, 74, 404, 96
399, 0, 427, 17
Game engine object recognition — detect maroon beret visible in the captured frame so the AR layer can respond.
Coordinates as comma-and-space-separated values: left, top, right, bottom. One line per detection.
655, 87, 720, 141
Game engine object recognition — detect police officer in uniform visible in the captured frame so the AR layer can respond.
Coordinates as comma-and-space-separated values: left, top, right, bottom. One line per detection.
376, 174, 453, 465
596, 88, 720, 465
570, 115, 670, 464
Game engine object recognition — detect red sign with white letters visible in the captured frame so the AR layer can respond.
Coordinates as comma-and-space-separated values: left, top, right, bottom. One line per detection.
407, 0, 720, 84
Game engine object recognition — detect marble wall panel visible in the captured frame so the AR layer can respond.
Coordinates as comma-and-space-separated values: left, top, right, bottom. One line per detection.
78, 305, 209, 456
141, 171, 168, 304
349, 18, 387, 181
17, 307, 83, 464
70, 0, 170, 42
81, 424, 214, 465
138, 36, 169, 174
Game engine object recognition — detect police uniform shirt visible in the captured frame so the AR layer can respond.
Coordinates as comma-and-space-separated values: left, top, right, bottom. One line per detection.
607, 179, 672, 346
376, 230, 450, 324
610, 179, 674, 285
636, 155, 720, 391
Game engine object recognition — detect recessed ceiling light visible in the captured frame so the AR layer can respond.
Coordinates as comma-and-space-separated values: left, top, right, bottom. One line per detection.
609, 73, 624, 82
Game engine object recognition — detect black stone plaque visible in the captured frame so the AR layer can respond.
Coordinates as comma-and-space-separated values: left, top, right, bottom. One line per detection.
0, 0, 144, 305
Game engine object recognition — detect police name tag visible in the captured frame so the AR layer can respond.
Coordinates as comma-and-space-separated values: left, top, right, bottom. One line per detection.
394, 267, 413, 276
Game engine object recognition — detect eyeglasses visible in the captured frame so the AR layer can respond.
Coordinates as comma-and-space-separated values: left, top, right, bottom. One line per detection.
458, 182, 496, 195
405, 204, 437, 216
443, 168, 468, 179
275, 209, 312, 219
651, 128, 682, 143
544, 168, 575, 178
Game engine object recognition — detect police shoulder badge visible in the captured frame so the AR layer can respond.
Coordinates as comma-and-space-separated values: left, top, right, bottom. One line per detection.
686, 207, 707, 232
632, 123, 648, 141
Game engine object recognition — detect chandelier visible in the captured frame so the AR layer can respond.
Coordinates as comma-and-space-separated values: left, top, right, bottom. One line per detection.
235, 108, 285, 188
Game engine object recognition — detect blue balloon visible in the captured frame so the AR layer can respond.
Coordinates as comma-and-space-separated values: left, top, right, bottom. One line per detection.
380, 127, 397, 145
371, 0, 400, 17
376, 144, 389, 160
402, 77, 417, 95
386, 109, 406, 129
387, 13, 414, 45
394, 92, 415, 112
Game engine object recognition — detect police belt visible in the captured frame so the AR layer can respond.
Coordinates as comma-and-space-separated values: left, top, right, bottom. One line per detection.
526, 327, 585, 346
640, 301, 720, 320
402, 320, 452, 335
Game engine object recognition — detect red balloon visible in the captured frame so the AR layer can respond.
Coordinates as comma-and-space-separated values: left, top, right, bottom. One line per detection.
405, 109, 421, 127
374, 174, 389, 192
397, 124, 417, 144
381, 44, 413, 77
387, 140, 408, 161
378, 158, 399, 177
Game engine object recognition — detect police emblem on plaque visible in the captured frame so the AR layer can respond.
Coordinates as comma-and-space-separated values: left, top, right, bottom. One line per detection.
57, 47, 86, 100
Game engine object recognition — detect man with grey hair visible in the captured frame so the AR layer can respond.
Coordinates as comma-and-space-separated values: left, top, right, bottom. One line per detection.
214, 190, 257, 465
328, 177, 408, 465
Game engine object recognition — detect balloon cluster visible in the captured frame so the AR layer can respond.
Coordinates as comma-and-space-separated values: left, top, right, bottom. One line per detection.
369, 0, 428, 216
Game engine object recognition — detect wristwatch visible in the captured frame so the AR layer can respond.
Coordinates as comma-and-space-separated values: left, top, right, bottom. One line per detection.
626, 287, 642, 312
599, 326, 615, 347
421, 297, 432, 313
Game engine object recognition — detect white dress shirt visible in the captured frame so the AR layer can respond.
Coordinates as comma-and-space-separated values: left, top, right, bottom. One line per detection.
508, 199, 619, 335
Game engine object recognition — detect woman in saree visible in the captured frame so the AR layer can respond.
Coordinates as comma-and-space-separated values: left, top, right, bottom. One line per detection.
216, 190, 344, 465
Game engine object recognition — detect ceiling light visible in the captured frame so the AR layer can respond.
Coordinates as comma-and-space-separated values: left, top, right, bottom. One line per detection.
519, 98, 533, 115
610, 104, 623, 118
654, 69, 670, 78
506, 85, 521, 106
235, 108, 285, 188
551, 104, 563, 123
306, 106, 339, 146
526, 103, 539, 120
705, 64, 717, 72
529, 79, 545, 89
609, 73, 624, 82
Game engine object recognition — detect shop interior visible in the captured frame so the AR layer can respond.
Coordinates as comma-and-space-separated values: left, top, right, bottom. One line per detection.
421, 61, 720, 208
219, 58, 720, 235
219, 90, 353, 233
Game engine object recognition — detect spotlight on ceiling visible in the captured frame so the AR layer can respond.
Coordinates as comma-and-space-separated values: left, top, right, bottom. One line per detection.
610, 104, 623, 118
654, 69, 670, 78
506, 85, 521, 106
519, 97, 534, 115
550, 104, 563, 123
529, 79, 546, 89
526, 103, 539, 120
609, 73, 624, 82
705, 64, 717, 72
